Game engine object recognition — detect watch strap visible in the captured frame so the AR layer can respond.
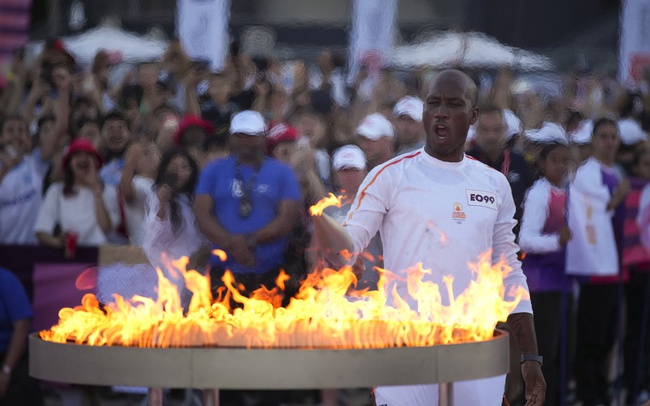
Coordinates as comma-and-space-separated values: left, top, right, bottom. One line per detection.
520, 354, 543, 366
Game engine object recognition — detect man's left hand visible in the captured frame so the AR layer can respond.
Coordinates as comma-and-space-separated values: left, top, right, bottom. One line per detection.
521, 361, 545, 406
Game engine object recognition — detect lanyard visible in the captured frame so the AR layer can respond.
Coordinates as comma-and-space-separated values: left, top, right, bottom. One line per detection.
234, 160, 260, 218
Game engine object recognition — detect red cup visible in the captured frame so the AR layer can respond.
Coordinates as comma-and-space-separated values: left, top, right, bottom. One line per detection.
64, 231, 78, 259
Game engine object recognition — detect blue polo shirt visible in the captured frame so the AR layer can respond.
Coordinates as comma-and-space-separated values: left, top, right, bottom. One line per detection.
195, 156, 301, 274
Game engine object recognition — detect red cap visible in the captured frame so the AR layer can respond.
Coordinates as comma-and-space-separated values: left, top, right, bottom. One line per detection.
173, 115, 215, 146
63, 138, 103, 169
266, 123, 299, 154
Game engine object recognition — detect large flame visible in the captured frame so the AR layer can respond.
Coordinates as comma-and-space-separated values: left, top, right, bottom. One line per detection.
39, 250, 523, 349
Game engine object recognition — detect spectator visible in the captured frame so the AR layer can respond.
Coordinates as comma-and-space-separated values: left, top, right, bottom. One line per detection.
624, 143, 650, 405
266, 122, 299, 164
119, 140, 161, 247
566, 117, 630, 406
0, 112, 63, 244
393, 96, 425, 155
99, 110, 132, 187
0, 267, 42, 405
194, 110, 300, 300
324, 144, 382, 290
142, 147, 206, 308
355, 113, 395, 169
467, 107, 535, 238
173, 115, 215, 168
34, 138, 120, 248
519, 142, 572, 406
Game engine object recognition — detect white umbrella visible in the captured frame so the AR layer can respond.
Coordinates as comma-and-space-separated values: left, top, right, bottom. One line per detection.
392, 31, 553, 71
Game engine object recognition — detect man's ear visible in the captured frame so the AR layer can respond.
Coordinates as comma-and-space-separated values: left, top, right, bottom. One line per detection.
469, 107, 479, 125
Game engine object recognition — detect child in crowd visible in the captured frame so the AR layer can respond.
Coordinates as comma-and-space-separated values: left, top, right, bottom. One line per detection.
519, 142, 572, 406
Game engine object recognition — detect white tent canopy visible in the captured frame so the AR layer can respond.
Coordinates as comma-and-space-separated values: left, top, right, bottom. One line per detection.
392, 31, 553, 71
61, 26, 169, 65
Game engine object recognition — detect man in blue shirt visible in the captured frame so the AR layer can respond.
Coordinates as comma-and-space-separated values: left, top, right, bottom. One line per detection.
194, 110, 301, 297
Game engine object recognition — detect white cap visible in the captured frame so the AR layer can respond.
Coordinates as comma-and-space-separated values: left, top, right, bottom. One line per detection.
569, 120, 593, 145
229, 110, 266, 136
524, 122, 568, 145
355, 113, 395, 141
504, 109, 522, 140
618, 118, 648, 145
332, 145, 366, 171
393, 96, 423, 122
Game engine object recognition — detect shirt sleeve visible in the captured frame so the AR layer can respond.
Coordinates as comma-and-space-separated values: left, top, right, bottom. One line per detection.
493, 175, 533, 315
102, 185, 121, 232
0, 270, 32, 322
280, 165, 301, 202
519, 182, 561, 254
195, 163, 217, 196
343, 166, 393, 256
33, 184, 61, 235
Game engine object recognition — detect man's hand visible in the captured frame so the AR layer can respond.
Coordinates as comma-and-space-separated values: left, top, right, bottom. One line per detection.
521, 361, 546, 406
229, 235, 255, 267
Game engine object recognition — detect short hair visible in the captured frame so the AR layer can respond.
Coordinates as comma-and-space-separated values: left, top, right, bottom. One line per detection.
592, 117, 618, 137
477, 105, 504, 119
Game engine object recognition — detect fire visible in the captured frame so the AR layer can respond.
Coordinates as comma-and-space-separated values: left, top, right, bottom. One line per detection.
39, 250, 523, 349
309, 192, 344, 216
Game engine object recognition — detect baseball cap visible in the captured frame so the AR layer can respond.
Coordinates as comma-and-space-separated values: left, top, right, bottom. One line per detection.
173, 115, 215, 145
266, 123, 300, 154
618, 118, 648, 145
332, 145, 366, 171
569, 120, 593, 145
63, 138, 103, 169
355, 113, 395, 141
393, 96, 423, 122
524, 122, 568, 145
229, 110, 266, 136
504, 109, 522, 140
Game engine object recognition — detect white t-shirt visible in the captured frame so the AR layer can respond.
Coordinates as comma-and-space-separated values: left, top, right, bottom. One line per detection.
0, 151, 49, 244
343, 149, 531, 406
34, 183, 121, 246
123, 176, 155, 247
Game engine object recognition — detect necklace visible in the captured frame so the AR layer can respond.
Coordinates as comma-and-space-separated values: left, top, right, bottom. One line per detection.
234, 160, 260, 218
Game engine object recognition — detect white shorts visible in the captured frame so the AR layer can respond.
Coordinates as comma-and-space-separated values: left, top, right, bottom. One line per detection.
373, 375, 506, 406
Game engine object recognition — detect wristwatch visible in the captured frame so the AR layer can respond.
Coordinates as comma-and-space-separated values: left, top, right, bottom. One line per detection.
520, 354, 543, 366
1, 364, 11, 375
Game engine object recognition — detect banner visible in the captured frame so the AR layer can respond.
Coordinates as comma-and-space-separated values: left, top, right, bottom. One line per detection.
349, 0, 398, 79
0, 0, 32, 64
177, 0, 231, 72
619, 0, 650, 84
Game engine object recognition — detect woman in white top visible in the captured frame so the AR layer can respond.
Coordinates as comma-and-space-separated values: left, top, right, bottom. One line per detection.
34, 138, 120, 247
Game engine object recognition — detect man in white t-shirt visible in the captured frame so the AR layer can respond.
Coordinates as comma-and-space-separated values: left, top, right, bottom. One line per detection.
317, 70, 545, 405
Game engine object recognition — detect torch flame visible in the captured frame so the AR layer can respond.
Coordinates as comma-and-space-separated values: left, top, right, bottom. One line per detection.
309, 193, 344, 216
39, 250, 523, 349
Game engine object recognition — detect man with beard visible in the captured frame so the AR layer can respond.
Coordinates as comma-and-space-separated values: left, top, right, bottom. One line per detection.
316, 70, 545, 405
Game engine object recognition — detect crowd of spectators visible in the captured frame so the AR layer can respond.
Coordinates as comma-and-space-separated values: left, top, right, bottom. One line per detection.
3, 36, 650, 406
